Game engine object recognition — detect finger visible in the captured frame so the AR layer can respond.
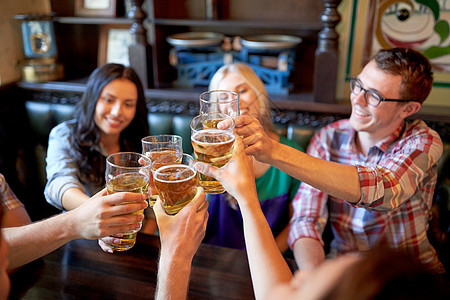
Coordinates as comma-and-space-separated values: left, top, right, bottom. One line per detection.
233, 115, 254, 127
194, 162, 219, 180
108, 212, 145, 225
233, 135, 246, 152
105, 192, 147, 205
152, 196, 166, 218
98, 238, 115, 254
217, 118, 234, 130
91, 188, 108, 200
185, 187, 207, 211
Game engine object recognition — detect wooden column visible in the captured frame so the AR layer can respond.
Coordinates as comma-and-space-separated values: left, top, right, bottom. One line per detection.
313, 0, 342, 103
128, 0, 152, 88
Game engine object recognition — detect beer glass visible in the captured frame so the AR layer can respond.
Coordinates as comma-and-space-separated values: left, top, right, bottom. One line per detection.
190, 112, 235, 194
199, 90, 240, 118
153, 153, 198, 215
105, 152, 151, 251
141, 135, 183, 207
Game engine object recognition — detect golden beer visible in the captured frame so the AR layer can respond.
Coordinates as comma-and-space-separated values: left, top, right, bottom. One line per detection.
153, 164, 198, 215
105, 172, 149, 251
141, 135, 183, 207
144, 150, 183, 206
191, 129, 235, 194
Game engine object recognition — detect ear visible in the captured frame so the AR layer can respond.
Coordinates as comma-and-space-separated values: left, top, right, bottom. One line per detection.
400, 101, 421, 119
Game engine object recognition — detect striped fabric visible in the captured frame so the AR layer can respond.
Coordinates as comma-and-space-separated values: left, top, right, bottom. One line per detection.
288, 119, 445, 273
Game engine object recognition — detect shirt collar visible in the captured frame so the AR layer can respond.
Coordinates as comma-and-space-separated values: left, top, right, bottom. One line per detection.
374, 120, 406, 152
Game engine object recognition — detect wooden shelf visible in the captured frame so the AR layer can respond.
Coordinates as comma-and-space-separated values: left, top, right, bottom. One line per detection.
16, 81, 450, 124
53, 17, 133, 25
152, 18, 322, 32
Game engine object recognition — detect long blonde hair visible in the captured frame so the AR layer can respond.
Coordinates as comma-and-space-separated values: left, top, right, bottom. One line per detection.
209, 63, 274, 133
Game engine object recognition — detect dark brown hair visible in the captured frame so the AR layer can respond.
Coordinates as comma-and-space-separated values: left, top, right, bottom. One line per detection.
373, 48, 433, 104
72, 63, 149, 185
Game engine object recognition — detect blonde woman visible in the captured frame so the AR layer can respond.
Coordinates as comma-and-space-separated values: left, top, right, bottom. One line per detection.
204, 63, 303, 253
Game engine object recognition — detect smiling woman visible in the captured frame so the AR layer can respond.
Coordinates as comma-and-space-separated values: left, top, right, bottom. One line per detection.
43, 63, 151, 249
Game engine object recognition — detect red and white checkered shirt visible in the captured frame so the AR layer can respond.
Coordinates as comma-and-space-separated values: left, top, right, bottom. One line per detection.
0, 173, 24, 212
288, 119, 445, 273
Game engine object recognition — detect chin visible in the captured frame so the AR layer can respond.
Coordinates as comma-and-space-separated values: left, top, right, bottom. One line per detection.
349, 115, 369, 133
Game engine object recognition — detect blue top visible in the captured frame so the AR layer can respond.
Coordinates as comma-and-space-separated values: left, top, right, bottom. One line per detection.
44, 120, 107, 210
203, 136, 303, 250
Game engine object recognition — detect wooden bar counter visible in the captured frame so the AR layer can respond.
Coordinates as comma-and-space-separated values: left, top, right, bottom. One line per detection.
8, 234, 268, 299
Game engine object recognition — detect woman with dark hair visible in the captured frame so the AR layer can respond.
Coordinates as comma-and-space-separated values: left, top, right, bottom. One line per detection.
44, 64, 151, 245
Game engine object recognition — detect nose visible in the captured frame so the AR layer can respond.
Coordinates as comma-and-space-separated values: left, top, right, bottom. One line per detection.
110, 102, 121, 116
352, 90, 367, 106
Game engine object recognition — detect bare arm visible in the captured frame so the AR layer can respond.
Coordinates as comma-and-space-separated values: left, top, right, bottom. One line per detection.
61, 187, 91, 210
3, 189, 147, 270
154, 189, 208, 300
292, 238, 325, 270
234, 116, 361, 203
195, 137, 292, 300
275, 224, 290, 253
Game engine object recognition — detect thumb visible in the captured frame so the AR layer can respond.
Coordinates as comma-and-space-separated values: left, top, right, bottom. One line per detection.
194, 162, 219, 179
153, 196, 165, 218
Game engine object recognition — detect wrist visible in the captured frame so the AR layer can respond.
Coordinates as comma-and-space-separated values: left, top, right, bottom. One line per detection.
159, 248, 193, 272
49, 211, 78, 242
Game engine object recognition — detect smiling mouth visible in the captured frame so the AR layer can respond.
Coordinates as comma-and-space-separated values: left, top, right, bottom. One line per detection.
354, 108, 370, 117
106, 118, 122, 127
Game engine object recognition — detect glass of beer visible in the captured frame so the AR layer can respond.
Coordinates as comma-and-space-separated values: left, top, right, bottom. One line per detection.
105, 152, 151, 251
190, 112, 235, 194
199, 90, 240, 118
152, 153, 198, 215
141, 135, 183, 207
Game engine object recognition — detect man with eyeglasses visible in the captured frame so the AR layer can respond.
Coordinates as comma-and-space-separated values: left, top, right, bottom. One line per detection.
234, 47, 445, 273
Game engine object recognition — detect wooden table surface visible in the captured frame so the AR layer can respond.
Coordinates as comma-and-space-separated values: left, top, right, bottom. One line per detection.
8, 233, 266, 299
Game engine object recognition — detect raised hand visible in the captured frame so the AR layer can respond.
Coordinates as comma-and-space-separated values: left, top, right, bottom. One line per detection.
194, 135, 258, 208
153, 187, 209, 260
232, 115, 276, 163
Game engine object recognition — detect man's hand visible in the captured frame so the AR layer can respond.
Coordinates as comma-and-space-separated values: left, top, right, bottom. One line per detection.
154, 187, 209, 260
232, 115, 276, 163
69, 188, 148, 241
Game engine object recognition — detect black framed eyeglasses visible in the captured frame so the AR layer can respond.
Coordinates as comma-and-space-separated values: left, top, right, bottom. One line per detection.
349, 77, 421, 107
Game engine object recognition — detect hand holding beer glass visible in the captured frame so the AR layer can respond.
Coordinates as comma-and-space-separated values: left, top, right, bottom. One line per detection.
105, 152, 151, 251
141, 135, 183, 207
191, 112, 235, 194
199, 90, 240, 118
152, 153, 198, 215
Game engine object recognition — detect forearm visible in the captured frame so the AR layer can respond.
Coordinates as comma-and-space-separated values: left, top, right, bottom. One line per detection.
240, 198, 293, 300
275, 224, 290, 253
268, 143, 361, 203
292, 237, 325, 270
62, 188, 91, 210
2, 212, 76, 270
156, 252, 192, 300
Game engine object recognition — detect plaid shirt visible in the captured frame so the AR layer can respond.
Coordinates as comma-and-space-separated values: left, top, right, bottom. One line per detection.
0, 173, 24, 211
288, 119, 445, 273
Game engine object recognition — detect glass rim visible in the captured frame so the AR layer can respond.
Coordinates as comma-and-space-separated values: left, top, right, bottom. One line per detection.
141, 134, 183, 145
152, 153, 196, 180
106, 152, 151, 169
199, 90, 240, 104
